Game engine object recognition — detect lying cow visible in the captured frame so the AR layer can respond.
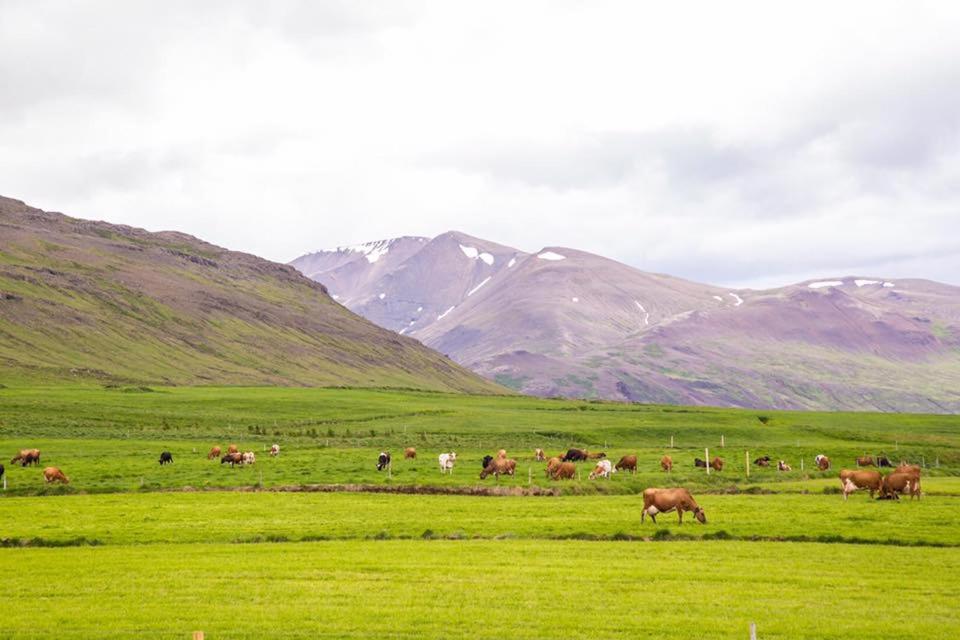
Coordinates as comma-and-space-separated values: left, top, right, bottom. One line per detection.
534, 448, 545, 461
660, 455, 672, 472
545, 456, 563, 478
694, 458, 707, 468
588, 459, 614, 480
11, 449, 41, 467
815, 454, 830, 471
439, 452, 456, 474
220, 452, 244, 467
404, 447, 416, 459
586, 451, 607, 460
754, 456, 771, 467
840, 469, 882, 500
43, 466, 69, 484
158, 451, 173, 465
615, 455, 638, 473
856, 456, 875, 467
881, 472, 921, 500
207, 446, 222, 460
242, 452, 256, 465
777, 460, 791, 472
270, 444, 280, 457
641, 488, 706, 525
480, 457, 516, 479
551, 461, 576, 480
562, 448, 588, 462
377, 452, 391, 471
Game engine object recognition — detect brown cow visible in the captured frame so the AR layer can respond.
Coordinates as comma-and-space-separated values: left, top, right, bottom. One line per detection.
497, 449, 507, 460
207, 446, 222, 460
11, 449, 41, 467
710, 457, 724, 471
480, 458, 516, 479
839, 469, 882, 500
641, 488, 706, 525
881, 472, 921, 500
551, 461, 576, 480
42, 467, 69, 484
534, 448, 545, 461
856, 456, 875, 467
660, 455, 673, 472
586, 451, 607, 459
815, 455, 830, 471
615, 455, 638, 473
404, 447, 417, 459
895, 463, 921, 475
545, 456, 563, 478
227, 444, 239, 454
220, 452, 243, 467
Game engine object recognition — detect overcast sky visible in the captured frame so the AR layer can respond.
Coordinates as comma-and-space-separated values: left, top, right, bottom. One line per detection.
2, 1, 959, 288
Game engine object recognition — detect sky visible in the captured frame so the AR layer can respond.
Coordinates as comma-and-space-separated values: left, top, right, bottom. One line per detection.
2, 0, 959, 289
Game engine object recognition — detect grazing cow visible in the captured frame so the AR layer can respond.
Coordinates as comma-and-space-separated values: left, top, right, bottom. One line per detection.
11, 449, 41, 467
242, 452, 256, 465
481, 455, 494, 469
641, 488, 706, 525
710, 457, 724, 471
158, 451, 173, 465
480, 457, 516, 479
42, 467, 69, 484
754, 456, 772, 467
588, 459, 614, 480
881, 472, 921, 500
545, 456, 563, 478
270, 444, 280, 457
856, 456, 875, 467
839, 469, 883, 500
404, 447, 416, 459
587, 451, 607, 460
534, 448, 545, 461
439, 452, 457, 474
694, 458, 707, 468
227, 444, 239, 454
895, 462, 921, 475
220, 452, 243, 467
207, 446, 222, 460
777, 460, 791, 472
563, 448, 588, 462
551, 461, 576, 480
615, 455, 638, 473
377, 452, 391, 471
876, 456, 892, 468
815, 454, 830, 471
497, 449, 507, 460
659, 455, 672, 472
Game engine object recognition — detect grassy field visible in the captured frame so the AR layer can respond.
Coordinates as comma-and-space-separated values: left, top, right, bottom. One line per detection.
1, 385, 959, 638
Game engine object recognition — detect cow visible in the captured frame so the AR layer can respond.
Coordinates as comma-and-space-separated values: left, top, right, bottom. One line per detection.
588, 459, 614, 480
551, 461, 576, 480
710, 457, 724, 471
815, 454, 830, 471
480, 457, 516, 480
586, 451, 607, 460
562, 448, 588, 462
659, 455, 672, 472
694, 458, 707, 468
754, 455, 771, 467
881, 472, 921, 500
11, 449, 40, 467
269, 444, 280, 457
777, 460, 791, 472
839, 469, 882, 500
42, 467, 69, 484
439, 452, 456, 474
534, 448, 545, 461
0, 463, 4, 480
404, 447, 416, 459
227, 444, 239, 454
545, 456, 563, 478
497, 449, 507, 460
158, 451, 173, 465
207, 446, 222, 460
242, 452, 256, 465
856, 456, 875, 467
895, 463, 921, 475
615, 455, 638, 473
481, 455, 494, 469
376, 452, 391, 471
641, 488, 706, 525
876, 456, 893, 468
220, 452, 243, 467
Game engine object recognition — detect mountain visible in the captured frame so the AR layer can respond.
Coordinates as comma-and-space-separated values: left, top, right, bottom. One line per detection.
0, 196, 503, 393
292, 233, 960, 412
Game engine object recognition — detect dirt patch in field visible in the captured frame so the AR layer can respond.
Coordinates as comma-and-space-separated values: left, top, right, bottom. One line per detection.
175, 483, 563, 497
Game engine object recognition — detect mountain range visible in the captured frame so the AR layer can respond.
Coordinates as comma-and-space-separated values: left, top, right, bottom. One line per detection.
0, 197, 501, 394
292, 232, 960, 412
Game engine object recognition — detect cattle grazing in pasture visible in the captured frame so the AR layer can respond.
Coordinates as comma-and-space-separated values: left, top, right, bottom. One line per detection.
659, 455, 672, 472
534, 448, 545, 461
11, 449, 41, 467
710, 457, 724, 471
551, 461, 576, 480
242, 452, 256, 465
545, 456, 563, 478
207, 446, 222, 460
439, 452, 457, 474
856, 456, 875, 467
754, 456, 771, 467
158, 451, 173, 465
876, 456, 892, 468
777, 460, 791, 472
881, 472, 921, 500
588, 459, 614, 480
220, 452, 243, 467
839, 469, 882, 500
404, 447, 416, 459
615, 455, 638, 473
641, 488, 706, 525
42, 467, 69, 484
377, 452, 391, 471
480, 457, 516, 479
227, 444, 239, 454
586, 451, 607, 459
270, 444, 280, 457
815, 455, 830, 470
562, 448, 588, 462
895, 463, 921, 475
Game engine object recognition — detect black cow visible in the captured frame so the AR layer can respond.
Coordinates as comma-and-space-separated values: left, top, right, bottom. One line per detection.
481, 455, 494, 469
877, 456, 892, 468
694, 458, 707, 468
562, 448, 588, 462
158, 451, 173, 465
377, 451, 391, 471
754, 455, 771, 467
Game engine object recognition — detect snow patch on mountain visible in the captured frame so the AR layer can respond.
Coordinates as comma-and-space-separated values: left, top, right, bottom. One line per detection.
459, 244, 479, 259
729, 293, 743, 306
809, 280, 844, 289
468, 276, 492, 296
438, 306, 456, 320
634, 300, 650, 325
337, 239, 394, 263
538, 251, 566, 261
479, 252, 494, 265
507, 257, 517, 268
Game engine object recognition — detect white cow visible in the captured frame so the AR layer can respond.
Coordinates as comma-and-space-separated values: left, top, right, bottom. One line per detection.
588, 459, 614, 480
438, 452, 457, 474
242, 451, 256, 465
270, 444, 280, 457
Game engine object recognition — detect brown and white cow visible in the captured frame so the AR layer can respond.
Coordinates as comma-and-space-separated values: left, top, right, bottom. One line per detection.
856, 456, 875, 467
641, 488, 706, 525
269, 444, 280, 457
588, 459, 614, 480
881, 472, 921, 500
220, 452, 243, 467
404, 447, 417, 459
11, 449, 41, 467
480, 457, 516, 480
207, 446, 222, 460
534, 448, 545, 461
42, 467, 69, 484
660, 455, 673, 472
815, 454, 830, 471
227, 444, 239, 454
777, 460, 792, 472
545, 456, 563, 478
839, 469, 882, 500
551, 461, 576, 480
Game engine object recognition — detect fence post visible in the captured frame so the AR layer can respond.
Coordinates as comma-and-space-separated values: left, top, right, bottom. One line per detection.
2, 475, 6, 491
922, 455, 926, 468
721, 434, 725, 448
745, 451, 749, 478
749, 622, 757, 640
528, 466, 532, 485
705, 447, 710, 475
800, 458, 804, 472
670, 435, 674, 448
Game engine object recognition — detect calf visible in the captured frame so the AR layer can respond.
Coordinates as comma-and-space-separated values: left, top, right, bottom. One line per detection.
551, 461, 576, 480
881, 472, 921, 500
207, 446, 222, 460
777, 460, 791, 472
270, 444, 280, 457
815, 454, 830, 471
616, 455, 638, 473
641, 488, 706, 525
220, 452, 243, 467
404, 447, 416, 459
42, 467, 69, 484
563, 448, 588, 462
545, 456, 563, 478
377, 452, 391, 471
659, 455, 672, 472
439, 452, 457, 474
480, 458, 516, 480
839, 469, 882, 500
158, 451, 173, 465
856, 456, 875, 467
588, 459, 614, 480
534, 448, 545, 461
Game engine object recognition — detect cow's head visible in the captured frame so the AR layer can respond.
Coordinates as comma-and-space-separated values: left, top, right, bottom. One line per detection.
694, 507, 706, 524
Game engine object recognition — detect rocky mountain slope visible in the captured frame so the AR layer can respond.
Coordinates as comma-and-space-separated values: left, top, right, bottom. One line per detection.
0, 197, 503, 393
293, 234, 960, 412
